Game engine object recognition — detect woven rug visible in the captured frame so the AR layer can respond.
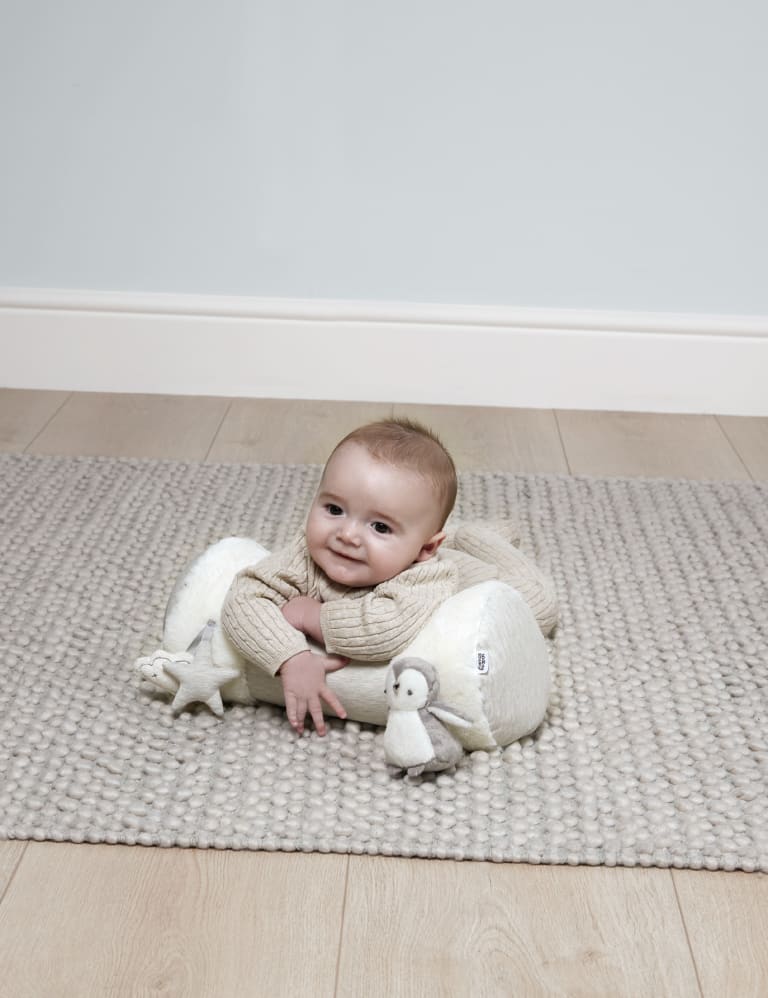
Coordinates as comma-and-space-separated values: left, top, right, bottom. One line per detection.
1, 453, 766, 871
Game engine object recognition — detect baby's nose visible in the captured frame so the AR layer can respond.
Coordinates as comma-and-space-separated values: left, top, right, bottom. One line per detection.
339, 522, 362, 544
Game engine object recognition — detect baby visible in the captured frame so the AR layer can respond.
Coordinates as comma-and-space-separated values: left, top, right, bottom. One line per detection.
221, 418, 557, 736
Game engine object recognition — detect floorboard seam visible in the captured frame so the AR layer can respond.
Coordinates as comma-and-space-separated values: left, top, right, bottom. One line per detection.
23, 391, 73, 453
714, 416, 755, 482
332, 855, 351, 998
670, 871, 706, 998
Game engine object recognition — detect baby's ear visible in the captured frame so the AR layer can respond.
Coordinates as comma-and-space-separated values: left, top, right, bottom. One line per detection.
414, 530, 446, 563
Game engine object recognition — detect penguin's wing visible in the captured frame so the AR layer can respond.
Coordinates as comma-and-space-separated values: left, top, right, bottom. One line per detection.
427, 703, 473, 728
421, 708, 465, 769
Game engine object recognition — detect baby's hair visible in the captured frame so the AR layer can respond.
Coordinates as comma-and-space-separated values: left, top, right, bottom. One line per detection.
329, 417, 457, 527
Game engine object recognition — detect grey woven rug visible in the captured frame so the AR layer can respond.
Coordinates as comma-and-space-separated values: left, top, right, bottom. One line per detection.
1, 453, 766, 871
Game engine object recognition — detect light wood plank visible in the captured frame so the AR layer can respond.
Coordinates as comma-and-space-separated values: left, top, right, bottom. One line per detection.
27, 392, 230, 460
556, 410, 750, 480
207, 397, 394, 464
394, 403, 569, 473
337, 858, 700, 998
0, 842, 347, 998
717, 416, 768, 480
0, 388, 69, 453
0, 842, 27, 899
674, 870, 768, 998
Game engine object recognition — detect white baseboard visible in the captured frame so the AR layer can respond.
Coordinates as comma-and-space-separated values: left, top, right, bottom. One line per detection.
2, 287, 767, 415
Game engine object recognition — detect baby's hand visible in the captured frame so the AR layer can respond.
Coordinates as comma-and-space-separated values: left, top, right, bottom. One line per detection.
278, 649, 348, 736
281, 596, 324, 644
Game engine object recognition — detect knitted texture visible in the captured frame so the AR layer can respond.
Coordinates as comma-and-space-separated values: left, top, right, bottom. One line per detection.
220, 528, 552, 675
1, 453, 766, 871
451, 522, 559, 636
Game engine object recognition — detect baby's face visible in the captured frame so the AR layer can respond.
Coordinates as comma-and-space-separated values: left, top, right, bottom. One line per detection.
306, 442, 445, 587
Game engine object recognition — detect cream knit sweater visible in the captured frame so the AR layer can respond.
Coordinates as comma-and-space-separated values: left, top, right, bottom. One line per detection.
221, 521, 558, 676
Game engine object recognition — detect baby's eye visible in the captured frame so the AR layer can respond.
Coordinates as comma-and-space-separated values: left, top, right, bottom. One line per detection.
372, 521, 392, 535
326, 504, 343, 516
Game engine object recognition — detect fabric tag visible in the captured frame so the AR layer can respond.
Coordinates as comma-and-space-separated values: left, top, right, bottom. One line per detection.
476, 649, 490, 675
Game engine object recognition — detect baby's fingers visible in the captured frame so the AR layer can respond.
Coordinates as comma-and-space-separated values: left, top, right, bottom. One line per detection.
320, 684, 347, 721
322, 654, 349, 674
308, 696, 327, 737
285, 692, 307, 734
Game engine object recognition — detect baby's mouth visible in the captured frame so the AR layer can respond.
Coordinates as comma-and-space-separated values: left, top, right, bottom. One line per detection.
330, 548, 363, 564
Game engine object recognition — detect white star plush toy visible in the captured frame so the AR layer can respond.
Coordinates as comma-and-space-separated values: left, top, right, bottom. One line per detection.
135, 620, 239, 718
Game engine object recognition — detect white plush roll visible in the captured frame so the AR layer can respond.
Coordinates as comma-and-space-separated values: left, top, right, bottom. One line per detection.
162, 537, 551, 750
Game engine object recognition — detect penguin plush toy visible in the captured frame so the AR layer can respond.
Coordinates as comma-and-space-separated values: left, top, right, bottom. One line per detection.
383, 657, 472, 777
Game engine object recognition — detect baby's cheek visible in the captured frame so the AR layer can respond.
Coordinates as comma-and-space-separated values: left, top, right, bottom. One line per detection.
305, 521, 323, 553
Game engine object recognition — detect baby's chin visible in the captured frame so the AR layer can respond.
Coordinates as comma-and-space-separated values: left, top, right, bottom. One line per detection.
316, 554, 371, 587
320, 556, 392, 588
327, 565, 377, 587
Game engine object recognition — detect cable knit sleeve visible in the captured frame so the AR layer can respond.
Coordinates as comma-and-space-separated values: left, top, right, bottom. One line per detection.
319, 557, 459, 662
451, 522, 559, 636
220, 536, 313, 676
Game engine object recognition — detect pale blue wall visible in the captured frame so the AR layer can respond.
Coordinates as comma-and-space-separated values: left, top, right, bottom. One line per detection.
1, 1, 766, 312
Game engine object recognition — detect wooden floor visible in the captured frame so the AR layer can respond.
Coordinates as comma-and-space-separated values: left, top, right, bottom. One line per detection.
0, 389, 766, 998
